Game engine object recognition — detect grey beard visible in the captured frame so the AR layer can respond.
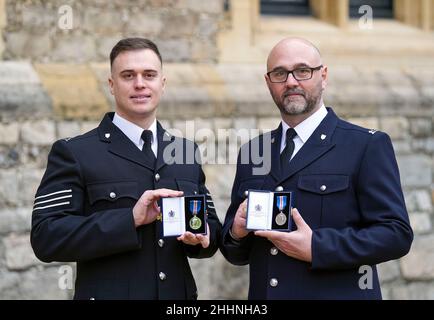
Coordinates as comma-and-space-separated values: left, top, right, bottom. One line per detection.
279, 94, 319, 116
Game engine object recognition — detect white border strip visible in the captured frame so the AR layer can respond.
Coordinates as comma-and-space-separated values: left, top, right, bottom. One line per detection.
34, 195, 72, 206
35, 189, 72, 200
33, 201, 70, 211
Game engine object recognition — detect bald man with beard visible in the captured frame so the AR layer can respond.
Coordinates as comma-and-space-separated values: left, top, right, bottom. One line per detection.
220, 37, 413, 299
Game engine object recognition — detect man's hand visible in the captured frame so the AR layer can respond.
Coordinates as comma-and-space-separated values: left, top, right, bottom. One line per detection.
133, 189, 183, 227
177, 223, 210, 248
231, 199, 249, 240
254, 208, 312, 262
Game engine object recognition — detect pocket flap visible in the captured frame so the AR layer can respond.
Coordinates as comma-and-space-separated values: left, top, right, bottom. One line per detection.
87, 181, 138, 205
237, 178, 265, 198
297, 175, 349, 195
176, 178, 199, 195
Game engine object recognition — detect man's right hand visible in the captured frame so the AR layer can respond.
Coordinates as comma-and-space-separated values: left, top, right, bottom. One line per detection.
133, 189, 183, 227
231, 199, 249, 240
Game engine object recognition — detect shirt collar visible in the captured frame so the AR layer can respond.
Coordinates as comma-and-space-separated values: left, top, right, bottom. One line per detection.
281, 104, 328, 143
112, 113, 157, 148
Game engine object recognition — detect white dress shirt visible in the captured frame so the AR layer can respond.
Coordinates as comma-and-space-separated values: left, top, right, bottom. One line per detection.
280, 105, 328, 160
112, 113, 158, 157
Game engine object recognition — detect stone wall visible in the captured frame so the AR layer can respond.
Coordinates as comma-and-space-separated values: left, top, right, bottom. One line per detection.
0, 0, 433, 300
3, 0, 223, 63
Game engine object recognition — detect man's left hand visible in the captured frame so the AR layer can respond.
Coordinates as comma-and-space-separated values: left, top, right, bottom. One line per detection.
254, 208, 312, 262
177, 223, 210, 248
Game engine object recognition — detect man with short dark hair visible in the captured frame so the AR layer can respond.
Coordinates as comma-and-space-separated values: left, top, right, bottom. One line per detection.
220, 37, 413, 299
31, 38, 221, 300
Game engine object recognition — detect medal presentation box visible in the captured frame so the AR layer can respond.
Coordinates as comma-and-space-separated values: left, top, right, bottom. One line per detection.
161, 195, 207, 237
246, 190, 293, 231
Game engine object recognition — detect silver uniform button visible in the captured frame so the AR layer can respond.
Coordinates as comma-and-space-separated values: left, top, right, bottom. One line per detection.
244, 190, 249, 197
158, 239, 164, 247
270, 247, 278, 256
159, 272, 166, 281
109, 192, 116, 199
89, 297, 95, 300
275, 186, 283, 192
155, 173, 160, 182
320, 185, 327, 192
194, 191, 197, 195
270, 278, 278, 287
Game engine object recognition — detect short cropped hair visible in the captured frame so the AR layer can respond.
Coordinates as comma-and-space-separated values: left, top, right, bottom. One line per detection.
109, 38, 162, 68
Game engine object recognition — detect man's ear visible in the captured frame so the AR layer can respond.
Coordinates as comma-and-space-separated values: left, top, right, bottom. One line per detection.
264, 73, 272, 91
108, 76, 114, 95
321, 66, 328, 90
161, 75, 166, 93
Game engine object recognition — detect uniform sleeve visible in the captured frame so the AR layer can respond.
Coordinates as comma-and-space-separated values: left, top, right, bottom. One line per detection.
219, 149, 254, 266
311, 132, 413, 270
31, 140, 141, 263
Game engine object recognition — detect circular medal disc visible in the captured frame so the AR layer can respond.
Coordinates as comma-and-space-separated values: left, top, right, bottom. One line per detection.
275, 212, 287, 226
189, 216, 202, 230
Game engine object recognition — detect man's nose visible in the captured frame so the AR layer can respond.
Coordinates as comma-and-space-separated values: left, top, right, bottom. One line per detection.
285, 72, 299, 87
134, 75, 146, 89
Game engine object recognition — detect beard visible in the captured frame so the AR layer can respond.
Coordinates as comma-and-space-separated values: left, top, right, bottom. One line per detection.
274, 83, 323, 116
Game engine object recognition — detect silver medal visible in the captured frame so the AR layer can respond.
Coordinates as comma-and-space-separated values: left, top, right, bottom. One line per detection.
275, 212, 287, 226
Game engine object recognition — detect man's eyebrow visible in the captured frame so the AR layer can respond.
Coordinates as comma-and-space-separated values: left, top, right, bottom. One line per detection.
269, 66, 287, 72
270, 63, 312, 72
119, 69, 158, 74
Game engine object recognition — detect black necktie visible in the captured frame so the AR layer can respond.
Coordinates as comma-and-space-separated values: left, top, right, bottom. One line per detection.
141, 130, 156, 166
280, 128, 297, 174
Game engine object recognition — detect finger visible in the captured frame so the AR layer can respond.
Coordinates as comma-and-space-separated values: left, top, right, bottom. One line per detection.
183, 232, 197, 242
148, 189, 184, 201
254, 230, 279, 240
240, 202, 248, 218
237, 218, 247, 229
204, 224, 210, 240
197, 234, 209, 248
292, 208, 308, 229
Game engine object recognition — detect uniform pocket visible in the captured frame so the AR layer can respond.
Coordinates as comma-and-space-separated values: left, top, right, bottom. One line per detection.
297, 174, 349, 195
86, 181, 139, 206
176, 178, 199, 195
237, 178, 265, 199
296, 174, 351, 228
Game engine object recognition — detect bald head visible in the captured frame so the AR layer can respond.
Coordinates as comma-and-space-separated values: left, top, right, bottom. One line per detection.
267, 37, 322, 71
264, 37, 327, 126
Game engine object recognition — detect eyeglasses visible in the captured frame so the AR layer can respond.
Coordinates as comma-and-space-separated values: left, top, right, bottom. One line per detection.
267, 65, 323, 83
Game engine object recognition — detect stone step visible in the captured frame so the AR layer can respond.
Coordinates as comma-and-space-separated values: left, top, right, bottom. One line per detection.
251, 17, 434, 65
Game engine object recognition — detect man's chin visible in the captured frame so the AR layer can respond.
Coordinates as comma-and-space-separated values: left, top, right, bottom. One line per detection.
121, 104, 158, 117
280, 103, 307, 115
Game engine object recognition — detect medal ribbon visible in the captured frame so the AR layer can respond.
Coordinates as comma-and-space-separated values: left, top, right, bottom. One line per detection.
277, 196, 287, 211
190, 200, 201, 215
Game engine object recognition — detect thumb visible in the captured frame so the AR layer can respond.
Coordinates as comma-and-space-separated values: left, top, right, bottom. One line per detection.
292, 208, 307, 229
